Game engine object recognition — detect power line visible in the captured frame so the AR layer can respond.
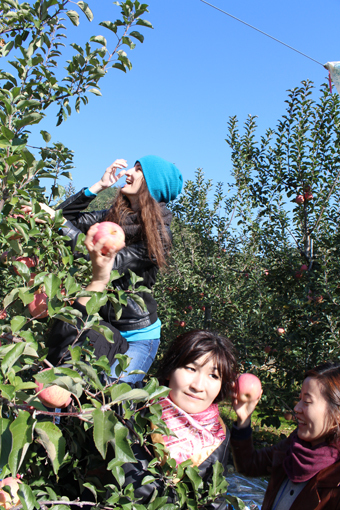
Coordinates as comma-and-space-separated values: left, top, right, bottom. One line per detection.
200, 0, 324, 67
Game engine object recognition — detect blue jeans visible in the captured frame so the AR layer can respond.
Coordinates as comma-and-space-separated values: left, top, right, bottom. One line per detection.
108, 338, 160, 384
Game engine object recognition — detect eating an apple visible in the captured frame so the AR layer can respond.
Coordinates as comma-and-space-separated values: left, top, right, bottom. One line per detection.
236, 373, 262, 403
35, 369, 72, 408
92, 222, 125, 255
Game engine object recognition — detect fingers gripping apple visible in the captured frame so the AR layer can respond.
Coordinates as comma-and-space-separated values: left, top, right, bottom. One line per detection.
92, 222, 125, 255
236, 373, 262, 402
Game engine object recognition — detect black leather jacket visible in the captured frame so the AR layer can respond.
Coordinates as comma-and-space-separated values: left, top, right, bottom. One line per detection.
57, 189, 172, 331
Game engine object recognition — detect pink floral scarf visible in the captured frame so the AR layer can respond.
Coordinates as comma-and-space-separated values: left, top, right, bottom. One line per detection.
158, 397, 226, 466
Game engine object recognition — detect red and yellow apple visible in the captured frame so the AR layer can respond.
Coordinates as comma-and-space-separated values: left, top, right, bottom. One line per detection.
0, 477, 22, 509
236, 373, 262, 403
304, 192, 313, 201
35, 369, 72, 408
295, 195, 304, 204
93, 222, 125, 255
277, 327, 285, 336
28, 292, 48, 318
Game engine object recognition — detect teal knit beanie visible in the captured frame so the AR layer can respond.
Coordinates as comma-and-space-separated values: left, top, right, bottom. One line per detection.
136, 155, 183, 204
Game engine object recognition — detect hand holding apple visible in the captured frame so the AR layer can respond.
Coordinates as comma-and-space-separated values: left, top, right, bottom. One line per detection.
92, 221, 125, 255
233, 373, 262, 428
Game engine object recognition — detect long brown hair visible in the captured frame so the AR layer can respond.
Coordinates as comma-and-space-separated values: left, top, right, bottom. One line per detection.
105, 180, 171, 268
305, 362, 340, 444
156, 330, 238, 403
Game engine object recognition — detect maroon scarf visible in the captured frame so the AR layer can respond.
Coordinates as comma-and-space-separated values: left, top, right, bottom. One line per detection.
283, 430, 340, 482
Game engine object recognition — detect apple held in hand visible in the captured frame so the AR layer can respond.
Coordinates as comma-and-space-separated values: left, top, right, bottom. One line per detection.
93, 221, 125, 255
236, 373, 262, 403
35, 369, 72, 408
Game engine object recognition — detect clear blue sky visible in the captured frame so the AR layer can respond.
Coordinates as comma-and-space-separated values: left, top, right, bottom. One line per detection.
35, 0, 340, 197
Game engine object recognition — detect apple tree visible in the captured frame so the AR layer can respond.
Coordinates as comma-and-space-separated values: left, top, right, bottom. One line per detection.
155, 81, 340, 428
0, 2, 247, 509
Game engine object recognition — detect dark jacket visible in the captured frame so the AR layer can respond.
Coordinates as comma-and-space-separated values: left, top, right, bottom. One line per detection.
230, 425, 340, 510
57, 188, 172, 331
119, 418, 231, 509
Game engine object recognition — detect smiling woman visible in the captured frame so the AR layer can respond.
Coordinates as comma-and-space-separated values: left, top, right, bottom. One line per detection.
231, 362, 340, 510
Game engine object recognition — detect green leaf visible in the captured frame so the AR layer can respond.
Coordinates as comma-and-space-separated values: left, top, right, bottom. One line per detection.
67, 10, 80, 26
129, 31, 144, 43
77, 1, 93, 21
74, 361, 103, 390
2, 342, 26, 375
112, 422, 135, 463
40, 130, 51, 143
35, 422, 66, 475
17, 482, 38, 510
89, 88, 102, 96
0, 418, 12, 471
130, 294, 147, 311
14, 113, 44, 129
135, 19, 153, 28
92, 409, 118, 459
90, 35, 107, 46
85, 292, 108, 315
44, 274, 61, 300
10, 316, 27, 333
110, 384, 149, 404
3, 288, 19, 309
9, 411, 34, 475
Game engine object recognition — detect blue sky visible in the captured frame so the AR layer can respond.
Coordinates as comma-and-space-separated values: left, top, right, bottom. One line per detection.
35, 0, 340, 198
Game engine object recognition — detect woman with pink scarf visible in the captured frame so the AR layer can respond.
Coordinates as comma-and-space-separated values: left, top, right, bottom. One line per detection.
120, 329, 238, 509
231, 362, 340, 510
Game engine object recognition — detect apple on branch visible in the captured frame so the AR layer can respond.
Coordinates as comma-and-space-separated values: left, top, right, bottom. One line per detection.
92, 222, 125, 255
35, 368, 72, 408
0, 477, 22, 510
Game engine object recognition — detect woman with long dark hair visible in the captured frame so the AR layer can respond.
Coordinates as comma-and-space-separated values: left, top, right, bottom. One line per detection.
231, 362, 340, 510
46, 157, 183, 382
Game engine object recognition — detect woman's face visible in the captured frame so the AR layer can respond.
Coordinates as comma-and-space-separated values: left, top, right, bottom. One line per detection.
121, 162, 144, 197
294, 377, 333, 446
168, 353, 222, 414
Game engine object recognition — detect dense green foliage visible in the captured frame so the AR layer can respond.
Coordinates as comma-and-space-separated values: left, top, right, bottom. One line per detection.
155, 81, 340, 427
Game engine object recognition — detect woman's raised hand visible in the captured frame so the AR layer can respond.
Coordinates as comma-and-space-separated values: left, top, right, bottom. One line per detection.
89, 159, 128, 194
231, 381, 262, 429
77, 224, 118, 306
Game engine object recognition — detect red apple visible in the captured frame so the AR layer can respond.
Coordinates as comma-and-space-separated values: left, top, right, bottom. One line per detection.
300, 264, 308, 272
314, 295, 324, 304
13, 255, 37, 275
35, 369, 72, 408
0, 477, 22, 509
295, 271, 303, 279
264, 346, 271, 354
277, 327, 285, 336
0, 309, 7, 320
187, 305, 193, 311
236, 373, 262, 403
93, 222, 125, 255
179, 321, 186, 327
295, 195, 304, 204
264, 269, 269, 276
304, 192, 313, 201
284, 412, 293, 421
28, 292, 48, 318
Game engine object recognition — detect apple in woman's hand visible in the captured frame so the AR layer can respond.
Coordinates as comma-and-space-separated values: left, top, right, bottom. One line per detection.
236, 373, 262, 403
93, 222, 125, 255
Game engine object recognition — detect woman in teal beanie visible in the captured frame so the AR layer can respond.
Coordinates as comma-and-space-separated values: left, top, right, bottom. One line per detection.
47, 156, 183, 383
